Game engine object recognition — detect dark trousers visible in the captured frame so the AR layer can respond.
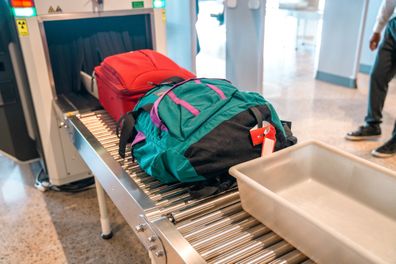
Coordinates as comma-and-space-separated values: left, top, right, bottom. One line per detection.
365, 18, 396, 138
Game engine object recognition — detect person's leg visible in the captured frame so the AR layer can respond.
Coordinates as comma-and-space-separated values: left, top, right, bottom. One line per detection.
365, 22, 396, 125
346, 19, 396, 140
371, 19, 396, 157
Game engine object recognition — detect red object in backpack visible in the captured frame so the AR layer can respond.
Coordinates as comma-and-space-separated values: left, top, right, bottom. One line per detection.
95, 49, 195, 121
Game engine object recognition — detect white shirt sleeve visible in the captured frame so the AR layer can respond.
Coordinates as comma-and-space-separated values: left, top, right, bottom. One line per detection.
373, 0, 396, 33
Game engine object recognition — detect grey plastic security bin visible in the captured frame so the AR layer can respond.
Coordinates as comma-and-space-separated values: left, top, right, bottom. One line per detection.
229, 140, 396, 264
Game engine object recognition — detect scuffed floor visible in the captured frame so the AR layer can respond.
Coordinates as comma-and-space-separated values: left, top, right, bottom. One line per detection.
0, 156, 149, 264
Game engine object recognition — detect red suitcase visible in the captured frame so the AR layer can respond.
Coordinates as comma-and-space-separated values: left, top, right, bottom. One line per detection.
95, 49, 195, 121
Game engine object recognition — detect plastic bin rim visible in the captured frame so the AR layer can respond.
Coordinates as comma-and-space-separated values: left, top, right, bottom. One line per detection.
229, 140, 396, 180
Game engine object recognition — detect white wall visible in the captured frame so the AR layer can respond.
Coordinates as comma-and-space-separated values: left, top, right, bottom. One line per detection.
165, 0, 197, 72
316, 0, 368, 87
226, 0, 266, 93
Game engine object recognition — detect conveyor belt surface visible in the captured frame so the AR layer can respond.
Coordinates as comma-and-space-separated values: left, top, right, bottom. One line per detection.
74, 111, 313, 264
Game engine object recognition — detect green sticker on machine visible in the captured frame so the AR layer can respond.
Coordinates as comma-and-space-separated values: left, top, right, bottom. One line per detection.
132, 1, 144, 8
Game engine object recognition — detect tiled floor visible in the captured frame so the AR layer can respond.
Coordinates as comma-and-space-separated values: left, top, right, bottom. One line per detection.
0, 157, 149, 264
1, 4, 396, 263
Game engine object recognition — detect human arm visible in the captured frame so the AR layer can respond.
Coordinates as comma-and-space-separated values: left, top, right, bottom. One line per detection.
371, 0, 396, 50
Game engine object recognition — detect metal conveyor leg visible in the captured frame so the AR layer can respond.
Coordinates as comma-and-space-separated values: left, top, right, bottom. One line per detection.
95, 177, 113, 239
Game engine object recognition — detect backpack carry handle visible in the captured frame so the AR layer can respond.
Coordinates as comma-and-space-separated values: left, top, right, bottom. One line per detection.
150, 78, 230, 131
147, 76, 186, 87
150, 78, 195, 131
160, 76, 186, 85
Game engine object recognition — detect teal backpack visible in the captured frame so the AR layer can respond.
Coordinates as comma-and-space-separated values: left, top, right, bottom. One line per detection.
118, 78, 295, 189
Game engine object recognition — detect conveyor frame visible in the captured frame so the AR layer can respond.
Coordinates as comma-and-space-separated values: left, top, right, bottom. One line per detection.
68, 114, 205, 264
66, 111, 311, 264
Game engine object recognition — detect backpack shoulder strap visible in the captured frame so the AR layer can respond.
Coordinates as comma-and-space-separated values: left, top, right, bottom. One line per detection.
249, 107, 263, 128
117, 112, 136, 158
117, 104, 154, 158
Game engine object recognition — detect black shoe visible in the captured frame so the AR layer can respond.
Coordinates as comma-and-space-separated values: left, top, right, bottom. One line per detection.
345, 124, 381, 141
372, 136, 396, 158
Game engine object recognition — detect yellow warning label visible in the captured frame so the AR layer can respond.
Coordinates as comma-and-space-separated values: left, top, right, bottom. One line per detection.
16, 19, 29, 36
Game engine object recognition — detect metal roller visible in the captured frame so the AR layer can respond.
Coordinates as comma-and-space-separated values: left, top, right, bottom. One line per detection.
109, 151, 126, 158
100, 143, 118, 150
125, 169, 145, 176
139, 181, 169, 191
108, 146, 129, 153
118, 158, 136, 165
97, 116, 116, 122
98, 140, 118, 147
237, 241, 294, 264
200, 226, 273, 261
207, 232, 282, 264
82, 112, 112, 119
159, 190, 238, 217
176, 202, 242, 234
125, 167, 145, 175
149, 187, 188, 201
78, 115, 97, 121
85, 127, 116, 134
267, 250, 308, 264
78, 112, 96, 118
80, 118, 110, 124
183, 211, 250, 241
83, 124, 111, 130
146, 182, 185, 195
169, 191, 240, 223
94, 133, 117, 140
85, 126, 117, 133
141, 182, 181, 194
135, 182, 157, 191
88, 114, 114, 121
191, 217, 260, 251
88, 126, 117, 132
156, 189, 189, 201
128, 170, 149, 177
98, 138, 118, 144
114, 156, 133, 163
98, 138, 119, 145
134, 179, 160, 189
155, 193, 192, 208
131, 175, 157, 183
84, 122, 116, 129
82, 113, 113, 121
93, 130, 118, 138
105, 145, 120, 152
135, 180, 168, 191
153, 186, 188, 197
119, 161, 137, 169
127, 164, 144, 171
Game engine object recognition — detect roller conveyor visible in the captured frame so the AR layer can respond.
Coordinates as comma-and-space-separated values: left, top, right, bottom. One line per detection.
66, 110, 314, 264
